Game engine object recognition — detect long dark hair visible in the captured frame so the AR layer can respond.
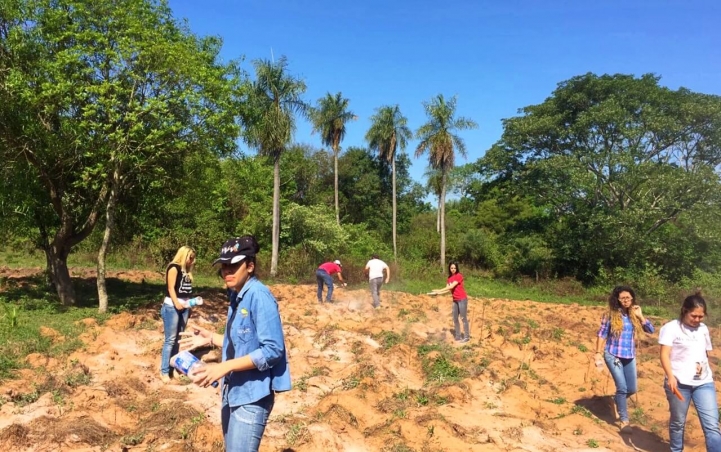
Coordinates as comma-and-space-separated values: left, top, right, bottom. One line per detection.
448, 262, 460, 278
679, 292, 707, 321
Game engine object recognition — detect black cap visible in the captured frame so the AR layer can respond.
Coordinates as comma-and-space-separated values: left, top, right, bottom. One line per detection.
212, 236, 260, 265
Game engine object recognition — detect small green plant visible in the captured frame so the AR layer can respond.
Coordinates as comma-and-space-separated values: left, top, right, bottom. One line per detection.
484, 401, 498, 409
547, 397, 566, 404
286, 422, 309, 447
587, 438, 599, 448
571, 405, 593, 418
121, 432, 144, 446
551, 327, 565, 341
577, 343, 588, 352
427, 425, 434, 437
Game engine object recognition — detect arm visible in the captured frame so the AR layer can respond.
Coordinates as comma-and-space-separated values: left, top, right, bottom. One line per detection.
337, 272, 346, 284
432, 281, 458, 294
594, 316, 610, 360
384, 266, 390, 284
631, 306, 654, 333
166, 266, 186, 310
660, 345, 677, 391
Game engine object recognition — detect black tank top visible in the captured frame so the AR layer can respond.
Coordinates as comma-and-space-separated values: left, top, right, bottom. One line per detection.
165, 263, 193, 298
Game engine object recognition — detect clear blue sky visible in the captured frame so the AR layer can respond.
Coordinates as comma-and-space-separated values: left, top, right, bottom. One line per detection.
169, 0, 720, 185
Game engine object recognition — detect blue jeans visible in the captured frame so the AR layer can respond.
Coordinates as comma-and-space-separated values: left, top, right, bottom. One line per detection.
665, 381, 721, 452
603, 351, 637, 422
222, 392, 275, 452
160, 303, 189, 375
316, 269, 333, 302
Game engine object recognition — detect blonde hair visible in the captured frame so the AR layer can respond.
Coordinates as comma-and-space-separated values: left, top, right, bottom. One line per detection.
606, 285, 643, 337
168, 246, 195, 282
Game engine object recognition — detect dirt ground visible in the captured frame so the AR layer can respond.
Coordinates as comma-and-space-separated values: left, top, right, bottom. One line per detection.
1, 267, 718, 451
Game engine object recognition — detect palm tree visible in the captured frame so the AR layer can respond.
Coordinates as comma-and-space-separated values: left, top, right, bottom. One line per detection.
415, 95, 478, 271
241, 57, 309, 276
423, 167, 443, 234
366, 105, 412, 259
310, 92, 355, 225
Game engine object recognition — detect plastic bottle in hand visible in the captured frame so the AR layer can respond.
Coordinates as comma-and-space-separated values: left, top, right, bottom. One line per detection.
180, 297, 203, 308
170, 350, 218, 388
595, 353, 605, 371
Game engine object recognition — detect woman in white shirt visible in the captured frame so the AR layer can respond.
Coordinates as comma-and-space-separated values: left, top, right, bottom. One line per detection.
659, 293, 721, 452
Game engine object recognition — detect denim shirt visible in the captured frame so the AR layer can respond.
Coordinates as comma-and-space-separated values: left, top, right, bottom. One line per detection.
222, 277, 291, 407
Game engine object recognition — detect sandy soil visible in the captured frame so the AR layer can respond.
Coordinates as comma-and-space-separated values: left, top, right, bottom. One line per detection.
0, 267, 718, 451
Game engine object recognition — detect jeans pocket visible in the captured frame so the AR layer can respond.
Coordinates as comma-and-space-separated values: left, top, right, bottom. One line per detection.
234, 403, 268, 425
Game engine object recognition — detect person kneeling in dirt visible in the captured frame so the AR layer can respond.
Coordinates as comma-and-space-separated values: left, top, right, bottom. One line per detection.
316, 259, 346, 304
180, 235, 290, 452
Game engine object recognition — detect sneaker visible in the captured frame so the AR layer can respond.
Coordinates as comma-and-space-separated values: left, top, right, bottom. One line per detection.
459, 337, 470, 343
619, 421, 631, 433
160, 374, 171, 384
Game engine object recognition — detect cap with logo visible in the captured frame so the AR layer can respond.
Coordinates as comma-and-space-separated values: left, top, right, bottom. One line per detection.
212, 236, 260, 265
334, 259, 342, 267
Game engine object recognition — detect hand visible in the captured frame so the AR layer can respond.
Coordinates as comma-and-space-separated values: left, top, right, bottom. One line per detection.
179, 325, 213, 351
631, 305, 644, 320
189, 362, 228, 388
385, 279, 389, 284
343, 283, 347, 287
666, 374, 678, 393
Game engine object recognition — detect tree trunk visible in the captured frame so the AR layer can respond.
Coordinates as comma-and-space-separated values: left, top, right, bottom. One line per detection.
440, 172, 447, 272
271, 155, 281, 277
436, 193, 441, 234
334, 147, 340, 225
97, 175, 119, 314
44, 243, 75, 306
392, 157, 397, 260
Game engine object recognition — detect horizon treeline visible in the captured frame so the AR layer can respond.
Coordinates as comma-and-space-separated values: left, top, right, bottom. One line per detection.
2, 0, 721, 309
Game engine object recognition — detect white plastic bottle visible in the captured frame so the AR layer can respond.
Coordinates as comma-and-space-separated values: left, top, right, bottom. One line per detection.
179, 297, 203, 308
170, 350, 218, 388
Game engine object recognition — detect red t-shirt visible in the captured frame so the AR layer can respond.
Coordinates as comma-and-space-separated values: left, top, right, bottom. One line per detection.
319, 262, 341, 275
447, 273, 467, 301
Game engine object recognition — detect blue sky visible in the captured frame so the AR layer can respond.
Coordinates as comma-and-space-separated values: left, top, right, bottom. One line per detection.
169, 0, 720, 185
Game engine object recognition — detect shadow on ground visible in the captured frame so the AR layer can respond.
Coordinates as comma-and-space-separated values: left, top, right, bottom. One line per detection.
575, 396, 668, 451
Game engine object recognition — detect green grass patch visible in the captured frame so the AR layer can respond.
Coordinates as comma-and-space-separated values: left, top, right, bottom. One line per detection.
417, 343, 467, 384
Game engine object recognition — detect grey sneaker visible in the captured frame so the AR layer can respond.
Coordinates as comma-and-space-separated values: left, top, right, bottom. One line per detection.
459, 337, 470, 343
619, 421, 631, 433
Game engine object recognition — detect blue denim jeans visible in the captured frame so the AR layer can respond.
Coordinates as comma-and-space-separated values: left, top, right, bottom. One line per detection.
665, 381, 721, 452
222, 392, 275, 452
316, 269, 334, 302
160, 303, 189, 376
603, 351, 637, 422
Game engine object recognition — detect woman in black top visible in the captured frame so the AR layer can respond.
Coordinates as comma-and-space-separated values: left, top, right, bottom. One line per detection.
160, 246, 196, 382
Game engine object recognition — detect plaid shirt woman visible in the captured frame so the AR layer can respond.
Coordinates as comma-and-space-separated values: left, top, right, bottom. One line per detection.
594, 286, 654, 433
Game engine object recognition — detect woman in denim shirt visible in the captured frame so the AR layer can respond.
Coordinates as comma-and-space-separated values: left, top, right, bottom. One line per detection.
182, 235, 291, 452
594, 286, 654, 433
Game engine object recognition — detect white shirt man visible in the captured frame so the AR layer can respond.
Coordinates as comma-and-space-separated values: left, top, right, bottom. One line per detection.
365, 255, 390, 308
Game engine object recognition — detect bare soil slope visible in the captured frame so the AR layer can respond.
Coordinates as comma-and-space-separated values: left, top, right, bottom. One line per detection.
0, 268, 716, 451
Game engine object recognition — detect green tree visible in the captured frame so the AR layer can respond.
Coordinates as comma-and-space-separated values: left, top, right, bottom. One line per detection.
241, 57, 309, 276
0, 0, 240, 307
310, 92, 356, 225
366, 105, 412, 259
415, 95, 478, 271
481, 73, 721, 281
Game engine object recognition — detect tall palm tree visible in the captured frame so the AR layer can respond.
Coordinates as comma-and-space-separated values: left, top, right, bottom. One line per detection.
241, 57, 309, 276
415, 95, 478, 271
311, 92, 355, 225
423, 167, 443, 234
366, 105, 412, 259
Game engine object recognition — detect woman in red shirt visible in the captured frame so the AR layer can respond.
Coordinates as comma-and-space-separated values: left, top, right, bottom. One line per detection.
430, 262, 469, 343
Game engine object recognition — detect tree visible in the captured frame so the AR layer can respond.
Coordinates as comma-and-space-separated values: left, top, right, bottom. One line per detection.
481, 73, 721, 281
241, 57, 309, 276
311, 92, 356, 225
366, 105, 412, 259
415, 95, 478, 271
0, 0, 242, 309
